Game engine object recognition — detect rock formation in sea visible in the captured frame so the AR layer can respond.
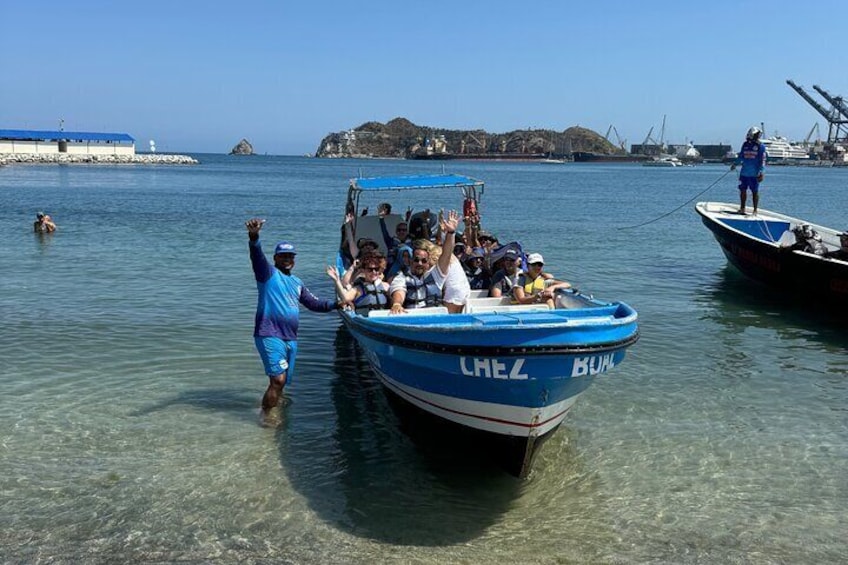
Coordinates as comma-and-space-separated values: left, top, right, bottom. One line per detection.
230, 139, 254, 155
314, 117, 620, 159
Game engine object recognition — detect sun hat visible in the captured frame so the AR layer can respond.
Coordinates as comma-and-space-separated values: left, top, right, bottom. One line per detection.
274, 241, 297, 255
527, 253, 544, 264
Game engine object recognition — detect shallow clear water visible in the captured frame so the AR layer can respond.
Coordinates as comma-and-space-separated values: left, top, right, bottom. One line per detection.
1, 156, 846, 563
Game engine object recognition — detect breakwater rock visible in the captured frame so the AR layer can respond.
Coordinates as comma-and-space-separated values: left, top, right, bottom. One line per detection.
0, 153, 199, 166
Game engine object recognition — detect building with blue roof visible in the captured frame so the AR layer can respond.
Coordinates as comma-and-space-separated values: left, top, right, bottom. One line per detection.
0, 129, 135, 156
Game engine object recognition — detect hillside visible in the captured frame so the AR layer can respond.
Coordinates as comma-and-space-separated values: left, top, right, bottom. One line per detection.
314, 118, 621, 159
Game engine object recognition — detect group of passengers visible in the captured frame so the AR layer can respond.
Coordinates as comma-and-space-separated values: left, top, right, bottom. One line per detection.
328, 202, 570, 315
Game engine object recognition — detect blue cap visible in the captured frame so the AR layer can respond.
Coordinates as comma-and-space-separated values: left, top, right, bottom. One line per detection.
274, 241, 297, 255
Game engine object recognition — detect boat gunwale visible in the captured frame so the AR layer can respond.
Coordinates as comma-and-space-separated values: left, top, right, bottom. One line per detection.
695, 201, 845, 247
342, 314, 640, 357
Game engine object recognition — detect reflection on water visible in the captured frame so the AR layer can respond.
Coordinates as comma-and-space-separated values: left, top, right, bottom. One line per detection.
35, 230, 56, 253
279, 325, 522, 545
696, 266, 848, 346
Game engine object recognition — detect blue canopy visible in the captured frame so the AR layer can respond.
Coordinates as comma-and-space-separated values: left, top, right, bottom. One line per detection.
350, 174, 483, 191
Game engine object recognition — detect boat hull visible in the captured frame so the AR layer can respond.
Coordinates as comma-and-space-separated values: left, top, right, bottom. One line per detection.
696, 202, 848, 309
572, 151, 651, 163
379, 380, 561, 478
340, 301, 638, 478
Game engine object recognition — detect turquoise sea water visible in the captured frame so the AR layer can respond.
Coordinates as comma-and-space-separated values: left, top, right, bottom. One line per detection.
1, 156, 846, 564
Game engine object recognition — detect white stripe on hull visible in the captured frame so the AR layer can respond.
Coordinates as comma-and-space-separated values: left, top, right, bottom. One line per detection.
375, 367, 580, 437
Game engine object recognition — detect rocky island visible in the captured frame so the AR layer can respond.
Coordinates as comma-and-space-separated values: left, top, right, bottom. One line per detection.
314, 117, 621, 160
230, 139, 254, 155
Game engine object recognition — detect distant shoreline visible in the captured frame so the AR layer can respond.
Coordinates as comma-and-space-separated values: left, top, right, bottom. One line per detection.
0, 153, 199, 166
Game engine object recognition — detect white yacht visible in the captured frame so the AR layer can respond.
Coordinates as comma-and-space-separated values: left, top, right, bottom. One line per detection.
642, 154, 683, 167
761, 136, 811, 162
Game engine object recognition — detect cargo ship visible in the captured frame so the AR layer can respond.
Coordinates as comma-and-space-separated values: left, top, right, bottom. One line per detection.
410, 152, 548, 161
571, 151, 651, 163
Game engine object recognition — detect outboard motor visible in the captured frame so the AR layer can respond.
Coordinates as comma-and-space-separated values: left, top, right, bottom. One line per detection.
792, 224, 827, 255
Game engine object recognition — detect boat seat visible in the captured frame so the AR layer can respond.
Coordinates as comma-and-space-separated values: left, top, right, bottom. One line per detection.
465, 296, 511, 311
469, 303, 553, 315
367, 306, 449, 318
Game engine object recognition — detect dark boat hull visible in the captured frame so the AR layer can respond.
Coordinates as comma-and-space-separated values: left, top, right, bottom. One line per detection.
696, 202, 848, 310
411, 152, 547, 161
381, 383, 557, 478
572, 151, 651, 163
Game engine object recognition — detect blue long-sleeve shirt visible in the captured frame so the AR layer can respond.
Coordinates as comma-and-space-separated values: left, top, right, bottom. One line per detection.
249, 239, 335, 340
734, 140, 767, 177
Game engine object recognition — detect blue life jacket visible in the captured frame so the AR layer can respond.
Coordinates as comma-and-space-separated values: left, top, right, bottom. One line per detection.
353, 281, 389, 312
403, 272, 442, 308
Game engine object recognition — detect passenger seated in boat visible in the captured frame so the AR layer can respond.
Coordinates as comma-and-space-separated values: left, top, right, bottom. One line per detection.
327, 252, 390, 314
488, 249, 521, 298
826, 231, 848, 261
389, 210, 467, 314
463, 248, 491, 290
385, 243, 412, 280
408, 209, 437, 242
512, 253, 571, 308
383, 221, 412, 274
478, 231, 498, 251
453, 240, 466, 260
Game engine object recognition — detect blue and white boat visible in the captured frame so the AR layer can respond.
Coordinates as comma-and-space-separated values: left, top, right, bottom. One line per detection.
337, 174, 639, 478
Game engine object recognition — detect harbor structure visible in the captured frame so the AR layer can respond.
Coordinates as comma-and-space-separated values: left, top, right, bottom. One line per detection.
0, 129, 135, 156
785, 80, 848, 163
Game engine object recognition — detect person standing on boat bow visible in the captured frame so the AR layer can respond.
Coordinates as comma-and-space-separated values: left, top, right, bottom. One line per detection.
730, 126, 767, 215
245, 218, 345, 416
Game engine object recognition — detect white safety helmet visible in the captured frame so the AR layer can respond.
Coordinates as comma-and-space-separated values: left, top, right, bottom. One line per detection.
746, 126, 761, 140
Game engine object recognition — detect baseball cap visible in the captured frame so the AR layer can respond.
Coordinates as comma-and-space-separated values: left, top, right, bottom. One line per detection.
503, 249, 519, 260
36, 211, 45, 218
527, 253, 544, 264
274, 241, 297, 255
466, 247, 485, 261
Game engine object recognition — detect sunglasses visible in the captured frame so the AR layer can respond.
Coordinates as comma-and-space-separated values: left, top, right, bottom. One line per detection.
396, 227, 408, 232
412, 257, 429, 264
530, 262, 544, 267
363, 266, 381, 273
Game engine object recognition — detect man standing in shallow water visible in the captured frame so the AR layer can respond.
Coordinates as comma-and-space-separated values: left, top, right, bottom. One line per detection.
33, 212, 56, 233
245, 218, 343, 417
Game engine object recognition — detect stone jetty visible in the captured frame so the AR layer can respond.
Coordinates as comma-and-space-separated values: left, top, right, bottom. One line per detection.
0, 153, 199, 166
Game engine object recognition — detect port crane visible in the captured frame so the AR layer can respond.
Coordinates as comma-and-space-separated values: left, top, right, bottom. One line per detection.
803, 122, 821, 147
604, 125, 627, 151
785, 79, 848, 144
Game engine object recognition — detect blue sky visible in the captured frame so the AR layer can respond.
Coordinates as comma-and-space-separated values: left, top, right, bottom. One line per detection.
2, 1, 844, 155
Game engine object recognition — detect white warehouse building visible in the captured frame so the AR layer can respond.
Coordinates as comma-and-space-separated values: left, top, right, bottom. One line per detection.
0, 129, 135, 156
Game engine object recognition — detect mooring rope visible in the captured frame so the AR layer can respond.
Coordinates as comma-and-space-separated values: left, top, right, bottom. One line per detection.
618, 169, 734, 230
